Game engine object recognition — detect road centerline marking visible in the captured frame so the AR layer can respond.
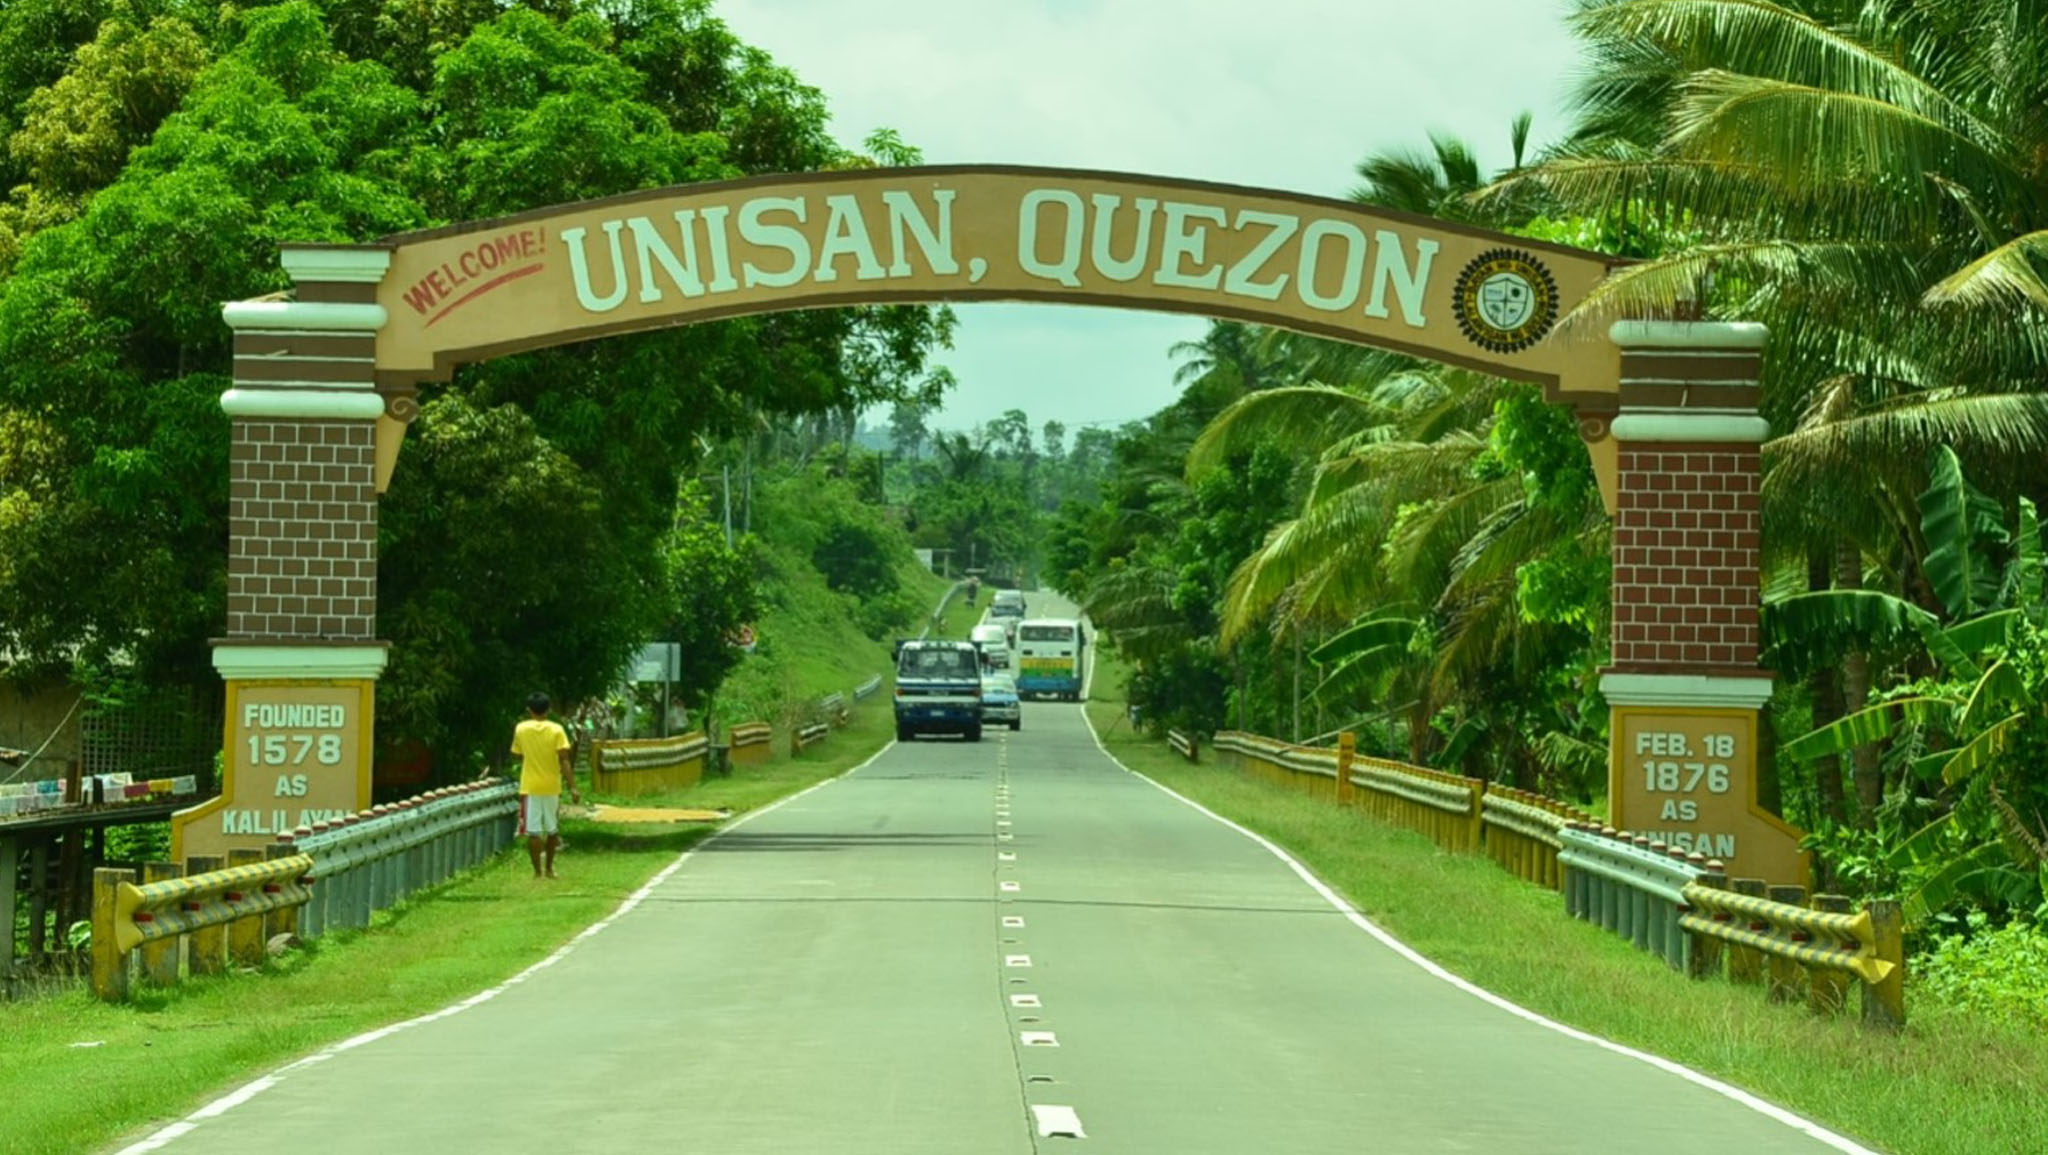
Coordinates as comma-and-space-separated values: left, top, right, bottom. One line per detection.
1032, 1105, 1086, 1139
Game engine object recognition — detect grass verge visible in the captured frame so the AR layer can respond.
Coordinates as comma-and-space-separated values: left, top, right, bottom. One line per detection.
0, 702, 895, 1155
928, 582, 985, 641
1084, 644, 2048, 1155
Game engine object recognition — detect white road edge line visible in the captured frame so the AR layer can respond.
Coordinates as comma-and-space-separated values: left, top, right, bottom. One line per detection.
113, 739, 902, 1155
1079, 711, 1881, 1155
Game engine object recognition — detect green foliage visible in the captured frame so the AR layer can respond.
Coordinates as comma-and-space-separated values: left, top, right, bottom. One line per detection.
104, 820, 171, 863
1915, 913, 2048, 1026
813, 520, 899, 600
1920, 445, 2012, 620
0, 0, 952, 776
659, 481, 762, 712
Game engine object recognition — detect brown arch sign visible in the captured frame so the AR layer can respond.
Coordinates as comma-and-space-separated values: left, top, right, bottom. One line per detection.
195, 164, 1803, 888
364, 166, 1624, 403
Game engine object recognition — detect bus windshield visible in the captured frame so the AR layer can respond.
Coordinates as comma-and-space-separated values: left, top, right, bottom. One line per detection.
1018, 625, 1074, 642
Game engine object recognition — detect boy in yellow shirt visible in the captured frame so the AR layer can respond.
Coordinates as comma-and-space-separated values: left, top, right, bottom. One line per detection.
507, 692, 579, 879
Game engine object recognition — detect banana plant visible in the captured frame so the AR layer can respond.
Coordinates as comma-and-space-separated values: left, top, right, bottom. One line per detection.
1771, 447, 2048, 920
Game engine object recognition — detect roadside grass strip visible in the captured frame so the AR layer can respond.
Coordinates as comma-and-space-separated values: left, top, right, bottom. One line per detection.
1082, 683, 2048, 1154
0, 718, 896, 1155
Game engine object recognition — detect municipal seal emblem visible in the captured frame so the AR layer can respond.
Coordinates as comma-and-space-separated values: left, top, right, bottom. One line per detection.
1452, 248, 1558, 354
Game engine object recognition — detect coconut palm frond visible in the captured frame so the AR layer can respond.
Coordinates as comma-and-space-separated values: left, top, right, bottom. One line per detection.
1924, 230, 2048, 311
1766, 393, 2048, 495
1186, 385, 1382, 478
1671, 72, 2025, 199
1571, 0, 1998, 144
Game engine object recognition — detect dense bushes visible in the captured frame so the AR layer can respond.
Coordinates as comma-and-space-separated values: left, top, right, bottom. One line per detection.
1915, 914, 2048, 1026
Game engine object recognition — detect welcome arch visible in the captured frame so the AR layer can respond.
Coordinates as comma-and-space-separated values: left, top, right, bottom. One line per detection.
185, 165, 1801, 884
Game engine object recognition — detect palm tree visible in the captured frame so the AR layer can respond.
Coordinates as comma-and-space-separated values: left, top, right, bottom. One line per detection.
1498, 0, 2048, 826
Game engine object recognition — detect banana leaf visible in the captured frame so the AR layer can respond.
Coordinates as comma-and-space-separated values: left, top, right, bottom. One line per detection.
1779, 695, 1954, 762
1939, 713, 2024, 785
1957, 658, 2027, 732
1902, 845, 2032, 927
1937, 608, 2022, 662
1920, 445, 2006, 619
1759, 589, 1938, 674
2002, 497, 2042, 610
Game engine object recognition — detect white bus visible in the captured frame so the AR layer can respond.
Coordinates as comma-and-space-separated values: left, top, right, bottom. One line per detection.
1014, 618, 1086, 700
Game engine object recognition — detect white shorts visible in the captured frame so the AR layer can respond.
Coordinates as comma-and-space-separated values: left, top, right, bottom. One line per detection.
521, 794, 561, 837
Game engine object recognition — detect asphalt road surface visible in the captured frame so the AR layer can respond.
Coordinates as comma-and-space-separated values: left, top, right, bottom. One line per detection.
121, 605, 1865, 1153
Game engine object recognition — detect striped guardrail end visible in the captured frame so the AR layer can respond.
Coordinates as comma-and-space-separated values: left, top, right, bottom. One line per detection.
1676, 913, 1895, 984
113, 853, 316, 952
1678, 883, 1893, 984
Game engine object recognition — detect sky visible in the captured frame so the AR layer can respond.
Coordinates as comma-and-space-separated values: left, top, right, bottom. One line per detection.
713, 0, 1587, 435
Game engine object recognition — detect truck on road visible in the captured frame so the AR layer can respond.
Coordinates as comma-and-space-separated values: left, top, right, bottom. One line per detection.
893, 640, 986, 742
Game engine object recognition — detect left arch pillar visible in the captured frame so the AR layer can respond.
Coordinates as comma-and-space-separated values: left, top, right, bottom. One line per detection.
173, 247, 394, 860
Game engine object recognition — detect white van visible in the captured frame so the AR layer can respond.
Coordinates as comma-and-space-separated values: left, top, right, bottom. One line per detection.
970, 623, 1011, 670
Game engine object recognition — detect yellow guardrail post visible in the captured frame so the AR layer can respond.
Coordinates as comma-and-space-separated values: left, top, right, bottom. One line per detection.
186, 854, 227, 977
1863, 899, 1905, 1030
265, 841, 302, 944
90, 867, 134, 1001
1463, 779, 1483, 856
1684, 863, 1727, 980
139, 861, 181, 986
1726, 878, 1768, 985
1333, 733, 1354, 805
227, 848, 267, 967
1808, 894, 1852, 1014
1766, 884, 1807, 1003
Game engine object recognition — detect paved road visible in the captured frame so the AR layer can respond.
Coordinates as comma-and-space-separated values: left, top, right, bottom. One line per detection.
123, 616, 1862, 1153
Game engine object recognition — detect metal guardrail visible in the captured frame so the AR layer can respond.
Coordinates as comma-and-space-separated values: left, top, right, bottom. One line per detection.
852, 675, 883, 702
1483, 787, 1598, 889
290, 780, 518, 939
1215, 731, 1484, 853
89, 780, 518, 1000
91, 847, 314, 1000
919, 581, 965, 640
1204, 724, 1909, 1030
729, 721, 772, 747
819, 692, 848, 725
1681, 876, 1905, 1028
594, 733, 708, 773
791, 721, 829, 755
591, 732, 709, 796
1559, 824, 1706, 969
111, 854, 313, 954
1166, 730, 1197, 762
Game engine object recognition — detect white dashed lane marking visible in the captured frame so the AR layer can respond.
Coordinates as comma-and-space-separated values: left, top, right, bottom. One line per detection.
1032, 1106, 1087, 1139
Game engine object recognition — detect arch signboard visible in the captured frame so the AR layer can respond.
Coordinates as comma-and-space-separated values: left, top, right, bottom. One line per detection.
368, 166, 1625, 399
184, 165, 1804, 887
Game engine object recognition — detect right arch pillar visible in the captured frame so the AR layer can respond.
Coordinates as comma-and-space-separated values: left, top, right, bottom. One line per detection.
1595, 320, 1808, 886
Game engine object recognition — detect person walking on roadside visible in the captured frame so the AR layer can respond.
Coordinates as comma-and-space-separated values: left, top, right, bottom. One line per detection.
503, 692, 580, 880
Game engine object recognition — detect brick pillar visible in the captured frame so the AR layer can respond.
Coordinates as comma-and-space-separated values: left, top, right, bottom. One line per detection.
1597, 320, 1805, 887
177, 245, 395, 863
1603, 325, 1766, 678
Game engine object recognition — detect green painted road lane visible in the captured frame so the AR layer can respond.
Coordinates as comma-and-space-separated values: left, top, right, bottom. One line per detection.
124, 696, 1858, 1153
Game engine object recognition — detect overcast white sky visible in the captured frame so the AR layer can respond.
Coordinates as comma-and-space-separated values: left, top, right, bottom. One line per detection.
714, 0, 1586, 434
